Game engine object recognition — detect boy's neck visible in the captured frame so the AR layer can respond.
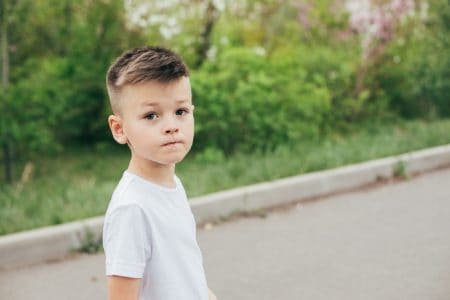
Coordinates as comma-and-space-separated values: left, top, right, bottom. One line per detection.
127, 156, 176, 188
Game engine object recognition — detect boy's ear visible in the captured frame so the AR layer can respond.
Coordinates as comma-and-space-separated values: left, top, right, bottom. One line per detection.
108, 115, 128, 145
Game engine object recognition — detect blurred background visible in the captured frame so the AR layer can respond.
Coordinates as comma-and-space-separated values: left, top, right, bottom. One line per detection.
0, 0, 449, 235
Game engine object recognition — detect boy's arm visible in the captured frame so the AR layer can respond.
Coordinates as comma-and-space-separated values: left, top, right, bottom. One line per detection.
107, 275, 141, 300
208, 287, 219, 300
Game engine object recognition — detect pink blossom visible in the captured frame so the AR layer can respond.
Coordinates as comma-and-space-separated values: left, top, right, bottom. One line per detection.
345, 0, 417, 58
294, 1, 311, 29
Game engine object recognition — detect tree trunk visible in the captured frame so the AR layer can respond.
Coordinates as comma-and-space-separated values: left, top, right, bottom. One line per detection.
58, 1, 72, 56
2, 139, 12, 183
193, 0, 218, 69
1, 0, 13, 183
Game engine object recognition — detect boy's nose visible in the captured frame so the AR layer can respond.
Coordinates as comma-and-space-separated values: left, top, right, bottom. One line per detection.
163, 116, 179, 134
165, 127, 179, 134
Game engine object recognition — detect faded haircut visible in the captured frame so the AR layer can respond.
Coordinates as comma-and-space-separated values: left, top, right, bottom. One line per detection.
106, 46, 190, 114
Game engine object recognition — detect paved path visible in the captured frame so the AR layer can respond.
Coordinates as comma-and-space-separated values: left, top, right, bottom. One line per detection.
1, 168, 449, 300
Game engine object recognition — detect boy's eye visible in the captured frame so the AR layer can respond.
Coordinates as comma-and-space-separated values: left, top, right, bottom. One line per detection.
145, 113, 158, 120
176, 108, 189, 116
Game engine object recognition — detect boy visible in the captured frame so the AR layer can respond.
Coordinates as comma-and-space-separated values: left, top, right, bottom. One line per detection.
103, 46, 218, 300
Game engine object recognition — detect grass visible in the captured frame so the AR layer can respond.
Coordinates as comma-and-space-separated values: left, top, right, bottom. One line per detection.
1, 118, 450, 235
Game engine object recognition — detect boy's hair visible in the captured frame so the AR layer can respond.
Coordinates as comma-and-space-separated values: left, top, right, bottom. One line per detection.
106, 46, 190, 114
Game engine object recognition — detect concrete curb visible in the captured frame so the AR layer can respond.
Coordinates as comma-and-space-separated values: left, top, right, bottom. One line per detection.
1, 144, 449, 270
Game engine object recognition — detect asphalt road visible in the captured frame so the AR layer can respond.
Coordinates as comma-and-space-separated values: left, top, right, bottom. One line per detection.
1, 167, 449, 300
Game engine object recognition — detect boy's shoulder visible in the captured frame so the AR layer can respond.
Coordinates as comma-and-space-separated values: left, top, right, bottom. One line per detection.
106, 171, 185, 214
106, 172, 147, 215
110, 172, 140, 203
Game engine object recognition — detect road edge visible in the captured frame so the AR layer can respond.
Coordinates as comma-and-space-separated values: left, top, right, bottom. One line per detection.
1, 144, 449, 270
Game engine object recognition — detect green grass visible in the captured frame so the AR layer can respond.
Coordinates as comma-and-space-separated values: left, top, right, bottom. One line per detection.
1, 118, 450, 235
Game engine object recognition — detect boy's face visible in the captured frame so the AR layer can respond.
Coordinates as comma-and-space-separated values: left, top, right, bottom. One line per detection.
110, 76, 194, 167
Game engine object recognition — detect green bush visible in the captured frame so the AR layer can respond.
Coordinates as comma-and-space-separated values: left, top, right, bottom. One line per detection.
373, 0, 450, 119
1, 0, 145, 167
2, 0, 448, 174
191, 47, 332, 154
269, 44, 365, 130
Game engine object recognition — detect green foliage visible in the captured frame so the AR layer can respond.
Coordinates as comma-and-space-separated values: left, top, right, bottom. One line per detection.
368, 0, 450, 119
191, 47, 332, 154
76, 227, 103, 254
1, 118, 450, 235
393, 160, 408, 179
2, 0, 145, 166
1, 0, 449, 183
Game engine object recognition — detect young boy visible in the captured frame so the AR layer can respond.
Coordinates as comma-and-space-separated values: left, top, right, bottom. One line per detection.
103, 46, 218, 300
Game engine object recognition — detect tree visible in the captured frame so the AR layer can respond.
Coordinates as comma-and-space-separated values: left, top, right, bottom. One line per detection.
0, 0, 146, 183
125, 0, 225, 68
1, 0, 13, 182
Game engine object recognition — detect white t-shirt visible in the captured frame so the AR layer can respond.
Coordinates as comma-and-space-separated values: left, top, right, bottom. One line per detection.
103, 171, 208, 300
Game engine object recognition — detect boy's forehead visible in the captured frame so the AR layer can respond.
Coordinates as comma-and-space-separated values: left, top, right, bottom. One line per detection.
121, 77, 192, 105
141, 99, 190, 107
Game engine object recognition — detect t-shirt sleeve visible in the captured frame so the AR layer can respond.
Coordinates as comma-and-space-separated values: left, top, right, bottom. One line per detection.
103, 204, 152, 278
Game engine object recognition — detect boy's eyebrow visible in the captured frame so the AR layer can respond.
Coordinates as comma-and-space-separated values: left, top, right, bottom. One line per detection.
142, 99, 189, 106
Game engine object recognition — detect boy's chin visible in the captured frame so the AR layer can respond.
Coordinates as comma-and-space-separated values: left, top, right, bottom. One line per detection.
156, 155, 186, 166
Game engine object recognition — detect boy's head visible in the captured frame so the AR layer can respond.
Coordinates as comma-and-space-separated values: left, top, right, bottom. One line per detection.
106, 46, 190, 115
106, 46, 195, 167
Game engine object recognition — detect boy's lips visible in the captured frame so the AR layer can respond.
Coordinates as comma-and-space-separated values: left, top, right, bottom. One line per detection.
162, 140, 182, 146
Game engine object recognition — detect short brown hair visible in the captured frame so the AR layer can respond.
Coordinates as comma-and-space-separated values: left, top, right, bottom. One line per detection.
106, 46, 189, 113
